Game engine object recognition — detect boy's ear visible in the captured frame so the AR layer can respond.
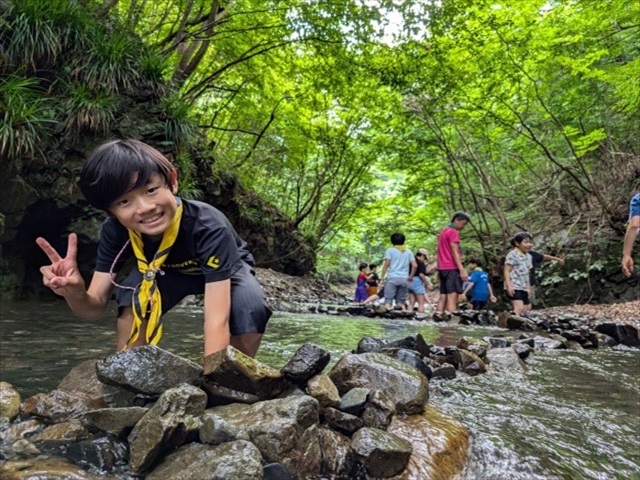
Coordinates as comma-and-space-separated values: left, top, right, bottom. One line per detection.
170, 170, 179, 194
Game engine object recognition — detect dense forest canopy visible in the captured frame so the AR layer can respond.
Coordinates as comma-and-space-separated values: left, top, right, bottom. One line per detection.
2, 0, 639, 281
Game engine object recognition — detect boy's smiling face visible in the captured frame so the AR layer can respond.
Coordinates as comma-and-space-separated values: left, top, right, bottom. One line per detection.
109, 172, 178, 239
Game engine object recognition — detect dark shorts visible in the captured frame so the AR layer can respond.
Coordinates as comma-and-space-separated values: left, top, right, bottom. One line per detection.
438, 270, 463, 295
115, 262, 272, 335
506, 289, 530, 305
471, 300, 487, 310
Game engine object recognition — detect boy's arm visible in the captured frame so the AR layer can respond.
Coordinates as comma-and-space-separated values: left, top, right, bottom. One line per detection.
380, 259, 391, 280
622, 214, 640, 277
37, 234, 112, 319
461, 281, 475, 297
203, 279, 231, 357
451, 242, 468, 281
542, 254, 565, 265
488, 283, 497, 302
409, 260, 417, 279
504, 264, 514, 296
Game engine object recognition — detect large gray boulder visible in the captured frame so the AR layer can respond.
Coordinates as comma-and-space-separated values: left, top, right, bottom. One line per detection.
96, 346, 203, 395
351, 427, 412, 478
0, 382, 21, 421
207, 395, 322, 478
146, 440, 263, 480
329, 353, 429, 414
127, 384, 207, 474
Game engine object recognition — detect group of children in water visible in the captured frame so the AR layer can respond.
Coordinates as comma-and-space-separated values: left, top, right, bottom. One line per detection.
354, 214, 564, 319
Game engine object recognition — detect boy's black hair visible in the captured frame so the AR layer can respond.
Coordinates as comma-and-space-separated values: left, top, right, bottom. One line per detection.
369, 263, 377, 270
80, 139, 175, 211
390, 232, 405, 245
468, 257, 483, 268
451, 211, 471, 223
512, 231, 533, 245
358, 262, 368, 271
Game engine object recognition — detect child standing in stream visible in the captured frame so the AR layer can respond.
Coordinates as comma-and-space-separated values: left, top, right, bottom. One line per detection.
504, 232, 534, 316
36, 139, 272, 358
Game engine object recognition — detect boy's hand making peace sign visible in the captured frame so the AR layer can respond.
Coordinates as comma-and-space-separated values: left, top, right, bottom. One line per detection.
36, 233, 86, 298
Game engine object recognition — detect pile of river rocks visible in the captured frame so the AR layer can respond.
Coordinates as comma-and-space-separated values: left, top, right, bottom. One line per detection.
0, 340, 474, 480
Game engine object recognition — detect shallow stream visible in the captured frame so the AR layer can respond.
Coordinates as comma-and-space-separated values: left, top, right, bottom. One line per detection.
1, 300, 638, 479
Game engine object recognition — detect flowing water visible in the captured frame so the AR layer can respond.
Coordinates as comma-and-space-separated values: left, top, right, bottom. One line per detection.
1, 300, 639, 479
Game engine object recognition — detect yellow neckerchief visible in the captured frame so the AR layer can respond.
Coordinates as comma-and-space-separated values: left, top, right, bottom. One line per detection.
394, 245, 406, 252
126, 200, 183, 348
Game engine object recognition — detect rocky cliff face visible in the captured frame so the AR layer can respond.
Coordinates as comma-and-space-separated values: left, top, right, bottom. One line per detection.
0, 97, 315, 299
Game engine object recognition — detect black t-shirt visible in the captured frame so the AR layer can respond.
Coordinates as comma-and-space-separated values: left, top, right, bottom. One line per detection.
367, 273, 379, 286
95, 198, 253, 283
529, 250, 544, 286
410, 261, 427, 278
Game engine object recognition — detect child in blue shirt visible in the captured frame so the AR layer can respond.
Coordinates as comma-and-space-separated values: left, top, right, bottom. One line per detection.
461, 258, 496, 310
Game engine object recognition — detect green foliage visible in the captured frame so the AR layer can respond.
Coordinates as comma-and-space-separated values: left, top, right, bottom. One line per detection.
0, 74, 52, 163
61, 83, 115, 138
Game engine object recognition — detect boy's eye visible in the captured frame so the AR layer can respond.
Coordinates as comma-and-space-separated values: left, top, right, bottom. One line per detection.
147, 185, 160, 194
116, 198, 129, 207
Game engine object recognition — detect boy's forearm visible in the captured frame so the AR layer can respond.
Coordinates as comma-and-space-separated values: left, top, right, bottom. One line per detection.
452, 247, 465, 271
623, 219, 640, 256
204, 280, 232, 357
65, 291, 109, 320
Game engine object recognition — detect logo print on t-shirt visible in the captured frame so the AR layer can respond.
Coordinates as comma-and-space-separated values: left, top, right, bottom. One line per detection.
206, 255, 220, 269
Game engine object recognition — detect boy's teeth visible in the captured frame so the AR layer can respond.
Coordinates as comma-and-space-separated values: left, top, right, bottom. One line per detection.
143, 214, 161, 223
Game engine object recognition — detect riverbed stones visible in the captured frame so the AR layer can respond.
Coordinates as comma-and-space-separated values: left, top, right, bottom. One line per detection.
486, 347, 528, 373
306, 374, 341, 408
208, 395, 322, 477
64, 435, 129, 474
361, 390, 396, 430
0, 456, 105, 480
30, 421, 90, 446
202, 346, 289, 405
280, 343, 331, 384
0, 382, 21, 421
322, 407, 363, 435
128, 384, 207, 474
82, 407, 148, 436
58, 359, 138, 408
318, 426, 362, 478
458, 350, 487, 376
351, 427, 412, 478
329, 353, 429, 414
96, 346, 203, 396
198, 412, 249, 445
595, 322, 639, 347
146, 440, 263, 480
22, 390, 107, 423
339, 387, 369, 415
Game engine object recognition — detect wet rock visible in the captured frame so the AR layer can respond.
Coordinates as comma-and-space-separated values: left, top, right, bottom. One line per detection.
64, 435, 129, 474
97, 346, 203, 396
484, 336, 511, 348
82, 407, 148, 436
329, 353, 429, 414
202, 346, 289, 405
306, 375, 341, 408
388, 405, 470, 480
361, 390, 396, 430
199, 412, 249, 445
458, 350, 487, 376
263, 462, 297, 480
0, 456, 104, 480
146, 440, 263, 480
415, 333, 431, 357
355, 337, 387, 353
532, 336, 566, 350
0, 383, 20, 421
595, 323, 639, 347
351, 427, 412, 478
58, 359, 138, 408
318, 426, 362, 479
281, 343, 331, 384
339, 387, 369, 415
511, 343, 533, 360
322, 407, 363, 435
207, 395, 322, 478
386, 349, 432, 379
486, 347, 528, 373
22, 390, 107, 423
30, 421, 90, 446
595, 333, 618, 348
387, 334, 419, 351
430, 363, 457, 381
506, 315, 537, 331
128, 384, 207, 474
0, 418, 43, 445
